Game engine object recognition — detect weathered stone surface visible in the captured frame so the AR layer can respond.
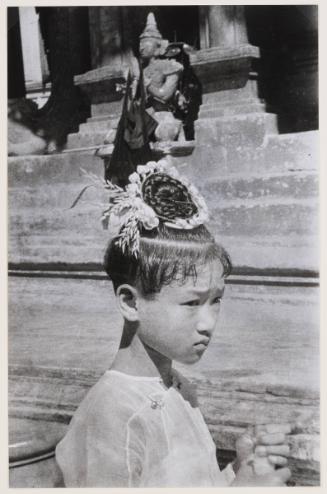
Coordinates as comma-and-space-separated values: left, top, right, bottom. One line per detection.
8, 189, 318, 267
66, 130, 108, 149
74, 65, 127, 103
8, 150, 318, 270
79, 117, 119, 133
201, 79, 261, 106
205, 6, 249, 47
195, 113, 278, 148
8, 118, 47, 156
188, 130, 318, 177
190, 45, 259, 93
201, 170, 318, 201
91, 100, 123, 117
8, 153, 104, 186
200, 102, 266, 118
10, 454, 64, 488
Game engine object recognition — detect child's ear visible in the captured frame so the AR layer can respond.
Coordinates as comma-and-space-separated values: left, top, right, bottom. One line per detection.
116, 284, 140, 322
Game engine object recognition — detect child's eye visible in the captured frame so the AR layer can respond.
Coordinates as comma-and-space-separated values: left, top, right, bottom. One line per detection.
182, 300, 200, 307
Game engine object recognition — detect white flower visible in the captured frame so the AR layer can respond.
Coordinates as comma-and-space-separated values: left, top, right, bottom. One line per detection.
126, 183, 141, 196
137, 161, 157, 177
146, 161, 158, 171
137, 164, 148, 175
129, 172, 141, 184
135, 200, 159, 230
166, 166, 180, 179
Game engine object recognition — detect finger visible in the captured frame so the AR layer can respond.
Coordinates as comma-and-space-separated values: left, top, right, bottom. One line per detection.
276, 467, 292, 483
257, 432, 286, 445
236, 435, 255, 460
255, 423, 292, 435
255, 444, 290, 457
267, 455, 288, 467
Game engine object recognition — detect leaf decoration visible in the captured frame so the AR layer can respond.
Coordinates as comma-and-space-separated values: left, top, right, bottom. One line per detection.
68, 184, 95, 209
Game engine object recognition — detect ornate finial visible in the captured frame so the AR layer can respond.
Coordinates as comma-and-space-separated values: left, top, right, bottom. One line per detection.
140, 12, 162, 40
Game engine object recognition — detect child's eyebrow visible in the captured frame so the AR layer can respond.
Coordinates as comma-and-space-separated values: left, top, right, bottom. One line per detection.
188, 286, 225, 297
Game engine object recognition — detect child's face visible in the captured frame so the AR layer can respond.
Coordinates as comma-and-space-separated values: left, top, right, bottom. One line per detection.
136, 260, 225, 365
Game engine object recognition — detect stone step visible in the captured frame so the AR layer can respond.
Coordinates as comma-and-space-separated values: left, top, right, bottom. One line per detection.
199, 102, 266, 118
79, 117, 119, 133
91, 100, 123, 118
87, 114, 119, 123
8, 170, 318, 209
66, 131, 109, 149
8, 228, 318, 272
200, 170, 318, 202
8, 153, 105, 187
188, 130, 318, 177
214, 196, 317, 234
264, 131, 318, 171
9, 189, 318, 269
9, 130, 318, 186
67, 110, 279, 152
195, 112, 279, 148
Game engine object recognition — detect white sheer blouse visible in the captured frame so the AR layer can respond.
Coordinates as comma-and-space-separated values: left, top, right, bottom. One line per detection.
55, 369, 235, 487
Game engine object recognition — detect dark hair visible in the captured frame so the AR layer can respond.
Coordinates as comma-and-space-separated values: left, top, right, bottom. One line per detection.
104, 170, 232, 295
104, 223, 231, 295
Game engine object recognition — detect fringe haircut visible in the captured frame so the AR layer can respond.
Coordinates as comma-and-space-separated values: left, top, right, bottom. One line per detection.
104, 223, 232, 295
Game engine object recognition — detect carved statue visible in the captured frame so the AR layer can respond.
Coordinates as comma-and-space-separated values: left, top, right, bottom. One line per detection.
103, 12, 201, 183
138, 13, 184, 143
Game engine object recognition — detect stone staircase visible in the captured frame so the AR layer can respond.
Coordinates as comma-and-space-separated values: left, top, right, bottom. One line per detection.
9, 123, 319, 273
66, 114, 119, 149
8, 138, 318, 272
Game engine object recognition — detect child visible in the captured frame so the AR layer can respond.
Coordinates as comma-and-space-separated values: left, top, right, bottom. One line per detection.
56, 159, 291, 487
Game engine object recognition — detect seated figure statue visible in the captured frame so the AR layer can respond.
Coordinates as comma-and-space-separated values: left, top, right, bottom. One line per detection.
137, 13, 184, 143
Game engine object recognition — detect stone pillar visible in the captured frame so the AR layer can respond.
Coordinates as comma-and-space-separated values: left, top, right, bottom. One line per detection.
19, 8, 46, 89
193, 5, 261, 102
89, 7, 125, 69
74, 7, 134, 119
188, 5, 278, 179
207, 6, 248, 47
8, 7, 25, 99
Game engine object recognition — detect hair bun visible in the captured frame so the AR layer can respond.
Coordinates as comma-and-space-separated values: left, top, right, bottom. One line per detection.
142, 173, 198, 220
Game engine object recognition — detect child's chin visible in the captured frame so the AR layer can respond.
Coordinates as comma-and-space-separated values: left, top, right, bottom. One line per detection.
179, 353, 203, 365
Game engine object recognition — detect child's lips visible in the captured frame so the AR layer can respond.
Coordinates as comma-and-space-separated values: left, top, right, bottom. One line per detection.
194, 339, 210, 350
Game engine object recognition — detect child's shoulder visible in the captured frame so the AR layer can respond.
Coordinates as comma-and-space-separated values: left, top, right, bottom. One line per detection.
76, 370, 160, 426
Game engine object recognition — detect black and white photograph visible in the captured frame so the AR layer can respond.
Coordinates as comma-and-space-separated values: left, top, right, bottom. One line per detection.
5, 2, 320, 489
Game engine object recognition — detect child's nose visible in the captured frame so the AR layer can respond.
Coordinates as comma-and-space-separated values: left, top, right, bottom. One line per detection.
196, 306, 218, 336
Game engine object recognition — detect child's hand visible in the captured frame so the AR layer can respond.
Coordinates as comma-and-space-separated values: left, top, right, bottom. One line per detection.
252, 423, 291, 472
231, 458, 291, 486
232, 423, 292, 486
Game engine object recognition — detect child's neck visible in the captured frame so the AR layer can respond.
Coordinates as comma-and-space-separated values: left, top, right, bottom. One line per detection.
110, 322, 173, 388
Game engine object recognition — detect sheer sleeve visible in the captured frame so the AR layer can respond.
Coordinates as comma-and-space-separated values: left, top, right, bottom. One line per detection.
85, 401, 146, 486
55, 379, 147, 487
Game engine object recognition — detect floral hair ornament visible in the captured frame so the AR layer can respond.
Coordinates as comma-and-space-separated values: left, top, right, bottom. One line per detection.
71, 157, 209, 258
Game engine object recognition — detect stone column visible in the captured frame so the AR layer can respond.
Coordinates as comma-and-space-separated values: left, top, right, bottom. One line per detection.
74, 6, 135, 119
19, 8, 45, 89
89, 7, 124, 69
188, 5, 278, 179
207, 6, 248, 47
8, 7, 25, 99
191, 5, 269, 117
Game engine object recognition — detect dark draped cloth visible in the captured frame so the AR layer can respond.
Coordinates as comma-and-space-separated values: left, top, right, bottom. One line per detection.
104, 62, 157, 186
